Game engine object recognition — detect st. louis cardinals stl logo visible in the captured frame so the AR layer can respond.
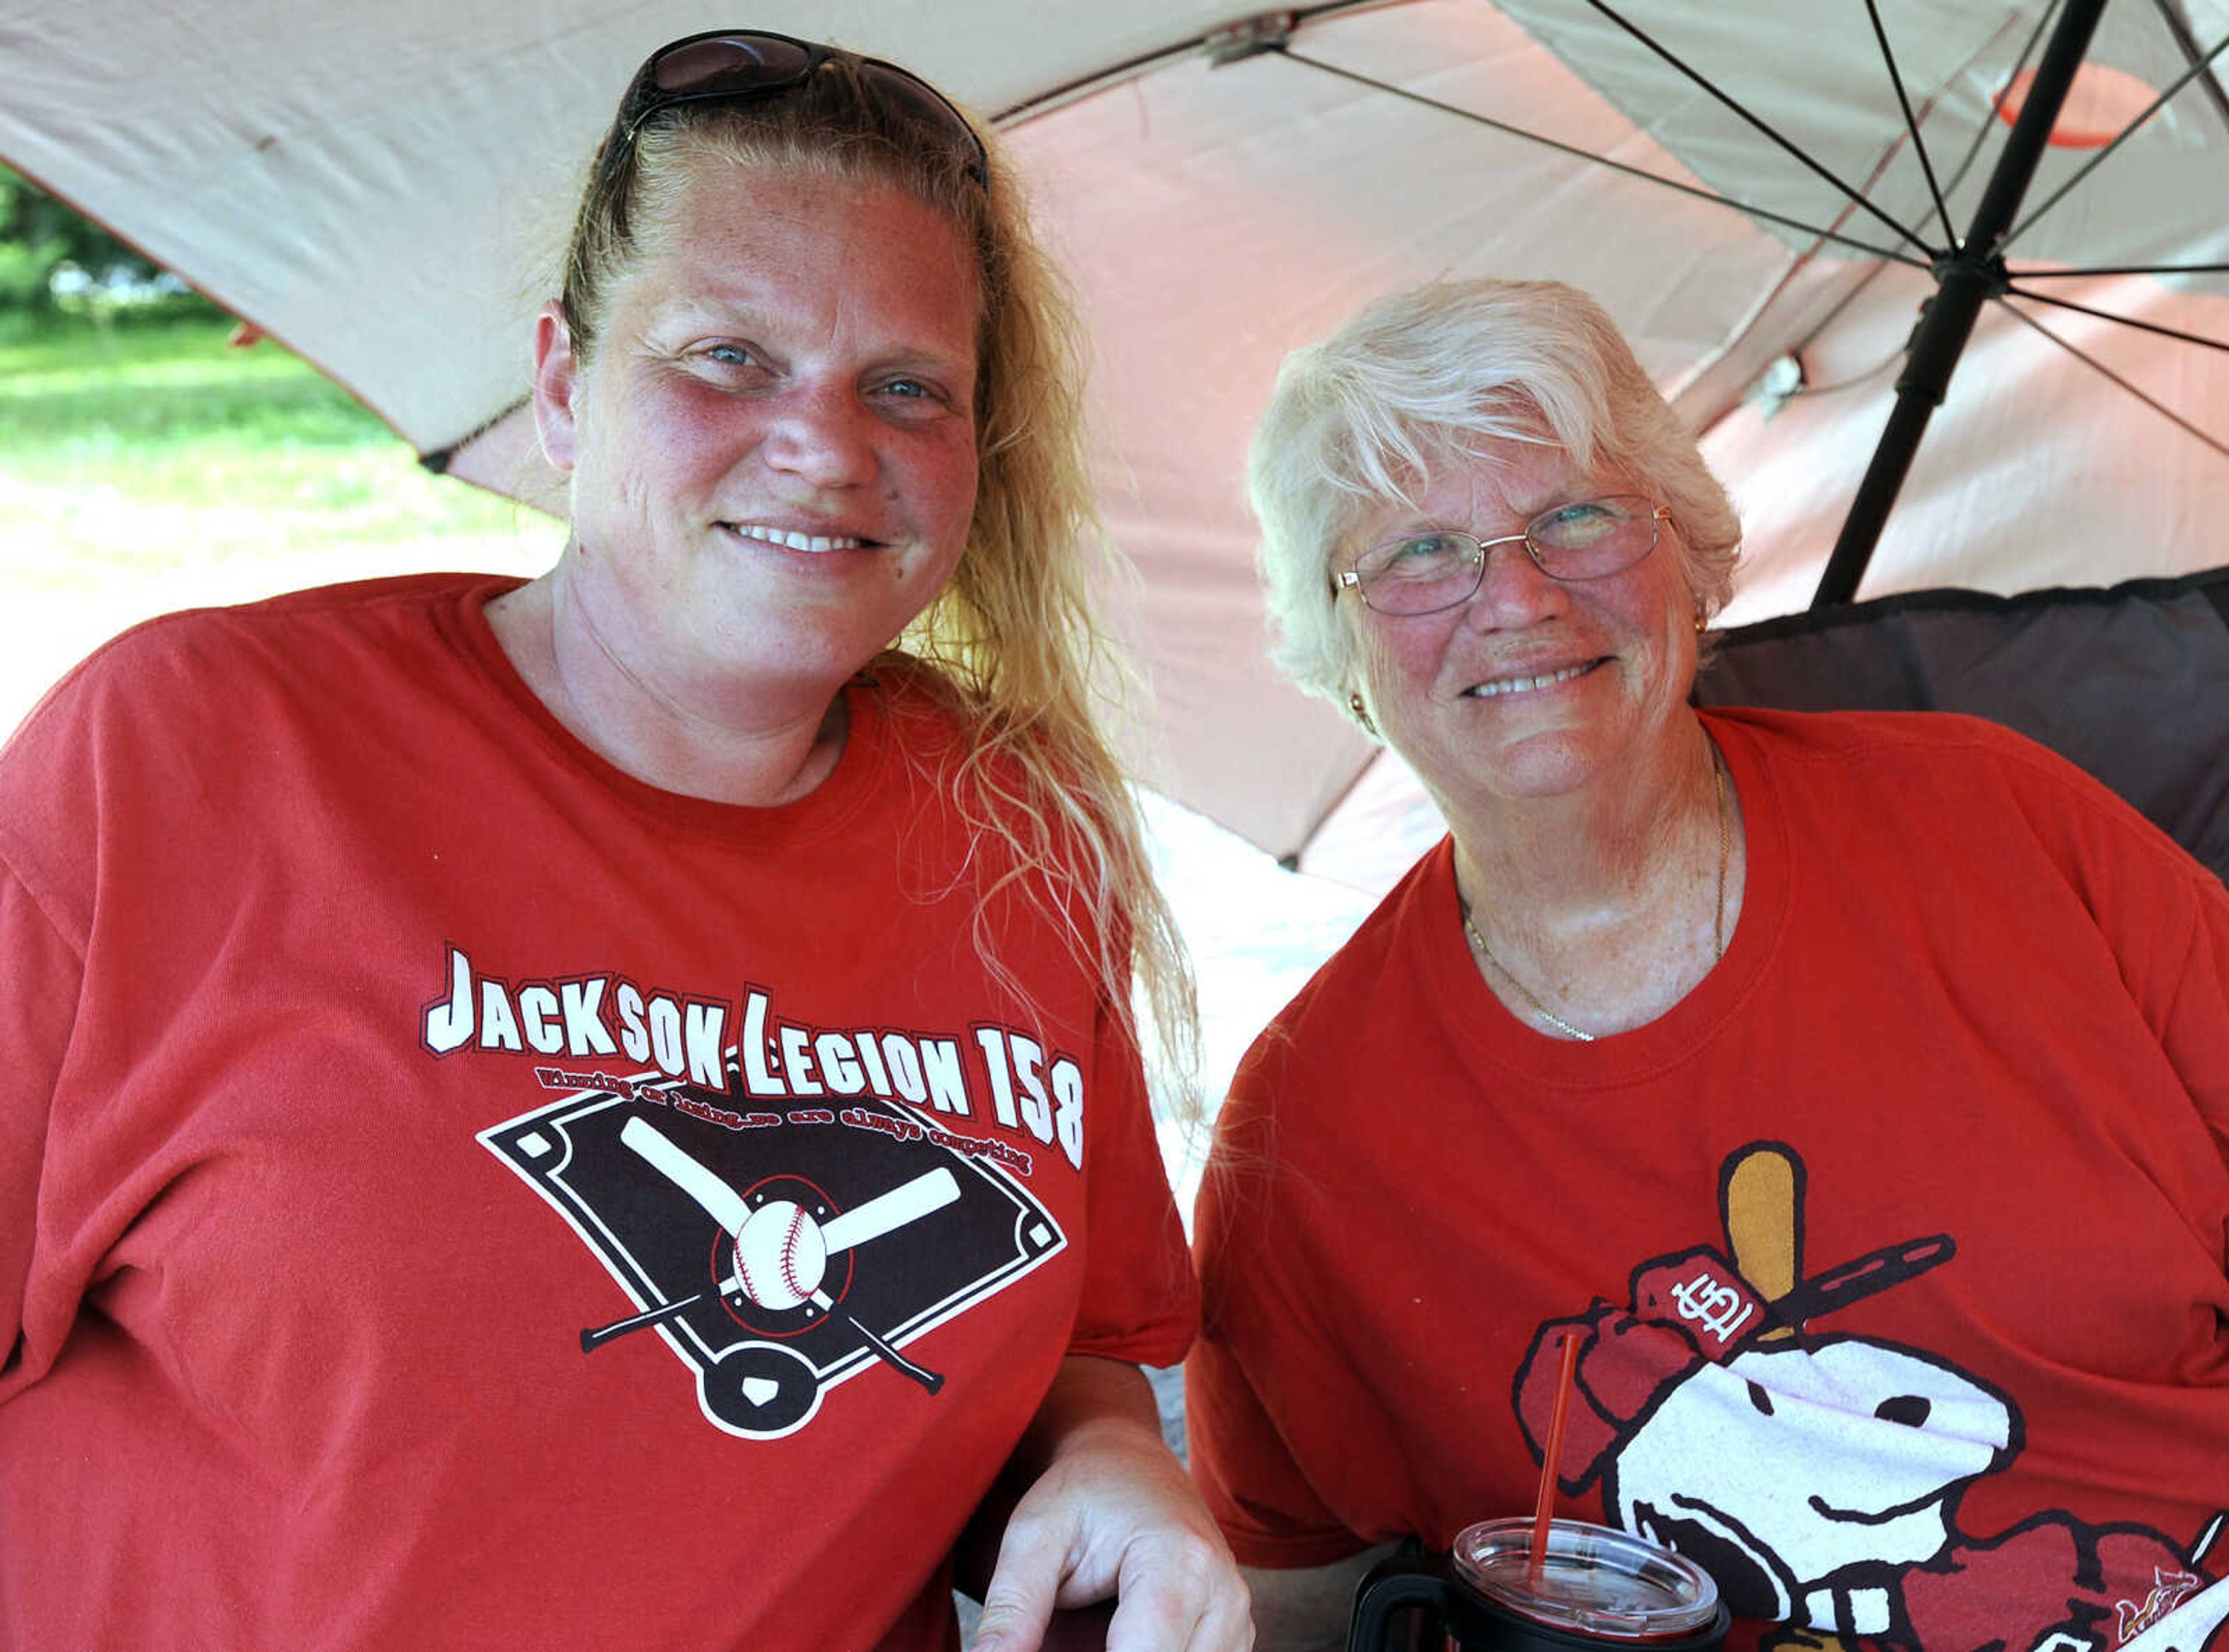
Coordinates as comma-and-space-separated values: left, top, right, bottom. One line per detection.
482, 1080, 1066, 1439
1510, 1141, 2229, 1652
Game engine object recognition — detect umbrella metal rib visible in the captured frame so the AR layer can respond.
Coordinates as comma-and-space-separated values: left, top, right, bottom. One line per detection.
2152, 0, 2229, 135
2003, 285, 2229, 353
2001, 24, 2229, 251
1918, 0, 2064, 244
1273, 47, 1937, 269
1864, 0, 1961, 250
992, 0, 1376, 125
1998, 295, 2229, 463
2015, 261, 2229, 276
1812, 0, 2111, 608
1777, 6, 2060, 380
1582, 0, 1939, 260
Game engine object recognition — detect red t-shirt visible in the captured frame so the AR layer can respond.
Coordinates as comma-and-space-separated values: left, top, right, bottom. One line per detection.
0, 575, 1196, 1651
1189, 708, 2229, 1652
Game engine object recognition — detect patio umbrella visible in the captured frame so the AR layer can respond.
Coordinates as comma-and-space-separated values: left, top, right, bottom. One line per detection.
3, 0, 2225, 890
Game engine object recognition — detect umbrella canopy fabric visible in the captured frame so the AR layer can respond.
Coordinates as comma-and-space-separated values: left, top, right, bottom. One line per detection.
4, 0, 2226, 889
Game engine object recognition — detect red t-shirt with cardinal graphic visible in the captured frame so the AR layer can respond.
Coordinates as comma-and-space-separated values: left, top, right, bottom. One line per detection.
0, 575, 1197, 1652
1188, 708, 2229, 1652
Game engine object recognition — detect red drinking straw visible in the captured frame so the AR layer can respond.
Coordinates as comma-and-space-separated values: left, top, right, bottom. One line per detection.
1528, 1329, 1584, 1584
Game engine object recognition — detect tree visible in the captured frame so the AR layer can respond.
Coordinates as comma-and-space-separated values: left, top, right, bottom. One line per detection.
0, 165, 211, 319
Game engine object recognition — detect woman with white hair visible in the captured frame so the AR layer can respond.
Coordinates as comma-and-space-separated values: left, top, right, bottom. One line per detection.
1185, 277, 2229, 1650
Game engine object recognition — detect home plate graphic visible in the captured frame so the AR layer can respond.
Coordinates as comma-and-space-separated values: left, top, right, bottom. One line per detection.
481, 1084, 1066, 1438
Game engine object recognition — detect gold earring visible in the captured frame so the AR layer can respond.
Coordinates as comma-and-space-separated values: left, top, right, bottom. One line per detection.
1693, 611, 1710, 633
1348, 692, 1378, 736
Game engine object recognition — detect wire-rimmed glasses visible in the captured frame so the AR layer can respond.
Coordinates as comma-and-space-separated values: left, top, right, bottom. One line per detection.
1336, 495, 1671, 616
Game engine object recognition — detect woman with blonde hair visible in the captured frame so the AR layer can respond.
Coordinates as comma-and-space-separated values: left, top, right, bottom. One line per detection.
1, 30, 1246, 1651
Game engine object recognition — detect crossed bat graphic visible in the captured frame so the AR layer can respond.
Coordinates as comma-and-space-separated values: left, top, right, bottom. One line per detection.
580, 1117, 960, 1392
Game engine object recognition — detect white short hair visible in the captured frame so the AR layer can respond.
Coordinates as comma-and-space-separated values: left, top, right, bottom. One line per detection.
1248, 278, 1742, 709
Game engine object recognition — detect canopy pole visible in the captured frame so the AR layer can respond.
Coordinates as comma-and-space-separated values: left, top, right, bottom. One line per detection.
1809, 0, 2108, 608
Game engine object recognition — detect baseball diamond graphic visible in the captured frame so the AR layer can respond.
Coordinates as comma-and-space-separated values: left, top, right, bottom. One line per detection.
481, 1084, 1067, 1438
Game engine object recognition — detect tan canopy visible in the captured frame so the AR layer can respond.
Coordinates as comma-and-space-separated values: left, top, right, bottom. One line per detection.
5, 0, 2225, 892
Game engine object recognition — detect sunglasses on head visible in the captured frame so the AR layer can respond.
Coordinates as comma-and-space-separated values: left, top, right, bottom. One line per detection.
612, 28, 990, 188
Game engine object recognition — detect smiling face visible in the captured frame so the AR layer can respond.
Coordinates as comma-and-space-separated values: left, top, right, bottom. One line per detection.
1340, 436, 1700, 811
533, 153, 982, 717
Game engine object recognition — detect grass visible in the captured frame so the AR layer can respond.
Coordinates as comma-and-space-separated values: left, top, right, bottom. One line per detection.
0, 313, 561, 730
1, 313, 558, 565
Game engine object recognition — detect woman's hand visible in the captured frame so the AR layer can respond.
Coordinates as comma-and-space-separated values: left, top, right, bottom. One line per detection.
969, 1355, 1253, 1652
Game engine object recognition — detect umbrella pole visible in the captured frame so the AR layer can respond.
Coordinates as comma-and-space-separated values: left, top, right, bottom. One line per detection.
1809, 0, 2110, 608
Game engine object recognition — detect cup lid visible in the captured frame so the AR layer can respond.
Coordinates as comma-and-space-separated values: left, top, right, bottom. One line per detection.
1450, 1517, 1721, 1639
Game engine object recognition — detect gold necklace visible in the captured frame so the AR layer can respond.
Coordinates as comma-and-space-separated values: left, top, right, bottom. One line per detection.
1460, 742, 1730, 1043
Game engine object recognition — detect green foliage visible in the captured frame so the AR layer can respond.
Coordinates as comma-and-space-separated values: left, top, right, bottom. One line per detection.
0, 164, 219, 324
0, 219, 64, 310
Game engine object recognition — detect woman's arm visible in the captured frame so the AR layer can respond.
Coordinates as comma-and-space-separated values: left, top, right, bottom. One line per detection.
966, 1353, 1253, 1652
0, 859, 80, 1402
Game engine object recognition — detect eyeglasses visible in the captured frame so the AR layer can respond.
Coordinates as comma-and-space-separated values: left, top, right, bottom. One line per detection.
609, 29, 989, 187
1335, 495, 1671, 616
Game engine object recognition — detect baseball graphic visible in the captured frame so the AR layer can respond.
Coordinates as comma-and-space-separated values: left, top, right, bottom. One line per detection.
734, 1199, 828, 1312
590, 1117, 968, 1391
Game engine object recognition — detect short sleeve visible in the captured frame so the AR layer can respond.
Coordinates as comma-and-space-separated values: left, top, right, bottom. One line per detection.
1184, 1315, 1365, 1567
1184, 1033, 1372, 1569
1, 649, 129, 1401
1997, 727, 2229, 1181
1064, 998, 1198, 1369
2157, 878, 2229, 1176
0, 856, 84, 1399
2112, 829, 2229, 1189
